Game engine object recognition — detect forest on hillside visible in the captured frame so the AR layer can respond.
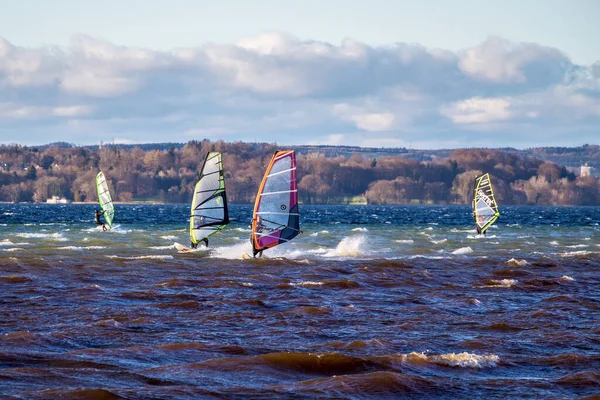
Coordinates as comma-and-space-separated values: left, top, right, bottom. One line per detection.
0, 140, 599, 205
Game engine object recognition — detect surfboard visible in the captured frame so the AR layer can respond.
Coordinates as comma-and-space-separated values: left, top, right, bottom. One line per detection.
94, 224, 119, 232
175, 242, 208, 254
241, 252, 252, 260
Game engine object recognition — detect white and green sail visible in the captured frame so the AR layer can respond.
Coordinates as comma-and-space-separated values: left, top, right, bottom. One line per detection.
472, 173, 499, 235
96, 171, 114, 227
190, 152, 229, 246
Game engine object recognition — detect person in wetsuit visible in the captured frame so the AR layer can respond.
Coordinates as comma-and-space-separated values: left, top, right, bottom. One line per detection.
190, 237, 208, 249
94, 209, 107, 231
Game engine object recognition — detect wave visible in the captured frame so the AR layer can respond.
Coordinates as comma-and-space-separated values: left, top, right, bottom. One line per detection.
483, 279, 517, 288
559, 250, 594, 257
452, 247, 473, 255
15, 232, 66, 241
0, 275, 32, 283
106, 255, 174, 260
148, 244, 176, 250
431, 238, 447, 244
274, 370, 434, 397
400, 351, 500, 368
553, 371, 600, 387
160, 235, 179, 240
57, 245, 106, 251
352, 227, 368, 232
324, 235, 366, 258
507, 258, 528, 267
288, 281, 324, 287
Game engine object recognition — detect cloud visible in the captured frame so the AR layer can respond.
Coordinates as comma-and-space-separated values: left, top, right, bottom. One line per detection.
0, 32, 598, 148
458, 37, 571, 86
441, 97, 514, 124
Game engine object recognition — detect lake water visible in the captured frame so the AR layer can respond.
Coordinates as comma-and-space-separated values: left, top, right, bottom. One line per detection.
1, 203, 599, 399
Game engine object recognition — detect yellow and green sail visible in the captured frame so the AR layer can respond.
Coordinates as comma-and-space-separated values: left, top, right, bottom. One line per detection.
190, 152, 229, 245
472, 173, 499, 234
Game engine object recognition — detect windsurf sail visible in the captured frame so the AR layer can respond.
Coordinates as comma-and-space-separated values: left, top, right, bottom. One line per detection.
472, 173, 500, 234
251, 150, 300, 256
96, 171, 114, 227
189, 152, 229, 246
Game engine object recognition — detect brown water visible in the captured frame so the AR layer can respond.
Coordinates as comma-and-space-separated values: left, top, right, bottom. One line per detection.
1, 204, 599, 399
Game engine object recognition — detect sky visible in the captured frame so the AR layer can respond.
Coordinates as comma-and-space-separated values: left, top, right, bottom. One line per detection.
0, 0, 599, 149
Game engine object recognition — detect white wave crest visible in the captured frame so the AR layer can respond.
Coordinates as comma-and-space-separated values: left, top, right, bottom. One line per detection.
452, 246, 473, 255
149, 244, 176, 250
507, 258, 528, 267
57, 245, 106, 251
487, 279, 517, 288
431, 238, 447, 244
160, 235, 179, 240
559, 250, 593, 257
352, 227, 368, 232
404, 351, 499, 368
396, 239, 414, 244
289, 281, 324, 287
434, 352, 500, 368
560, 275, 575, 282
324, 235, 366, 257
107, 255, 174, 260
16, 232, 65, 240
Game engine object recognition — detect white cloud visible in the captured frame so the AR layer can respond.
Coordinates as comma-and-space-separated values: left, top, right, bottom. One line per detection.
441, 97, 514, 124
332, 103, 396, 131
0, 32, 598, 147
0, 102, 93, 119
458, 37, 571, 85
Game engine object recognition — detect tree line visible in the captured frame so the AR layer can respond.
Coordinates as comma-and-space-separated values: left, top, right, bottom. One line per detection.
0, 140, 598, 205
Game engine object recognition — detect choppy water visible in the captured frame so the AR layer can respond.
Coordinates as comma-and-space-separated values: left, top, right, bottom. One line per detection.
1, 203, 599, 399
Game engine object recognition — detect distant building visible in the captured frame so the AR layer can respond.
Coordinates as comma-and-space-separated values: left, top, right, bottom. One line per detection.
46, 196, 71, 204
581, 164, 591, 177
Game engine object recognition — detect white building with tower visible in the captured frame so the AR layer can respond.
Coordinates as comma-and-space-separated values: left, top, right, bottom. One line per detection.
580, 163, 591, 177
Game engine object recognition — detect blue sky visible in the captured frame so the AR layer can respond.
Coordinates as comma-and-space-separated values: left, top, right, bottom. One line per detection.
0, 0, 599, 148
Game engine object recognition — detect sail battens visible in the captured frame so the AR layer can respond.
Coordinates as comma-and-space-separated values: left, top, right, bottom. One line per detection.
250, 150, 300, 256
255, 232, 292, 242
189, 152, 229, 246
257, 211, 300, 216
260, 189, 298, 196
267, 168, 295, 178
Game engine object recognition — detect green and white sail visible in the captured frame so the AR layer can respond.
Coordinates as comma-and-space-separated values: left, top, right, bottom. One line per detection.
472, 173, 499, 234
190, 152, 229, 246
96, 171, 114, 227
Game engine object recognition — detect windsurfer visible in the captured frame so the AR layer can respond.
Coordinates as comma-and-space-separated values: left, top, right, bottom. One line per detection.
94, 209, 107, 231
250, 216, 264, 258
190, 238, 208, 249
255, 215, 265, 233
